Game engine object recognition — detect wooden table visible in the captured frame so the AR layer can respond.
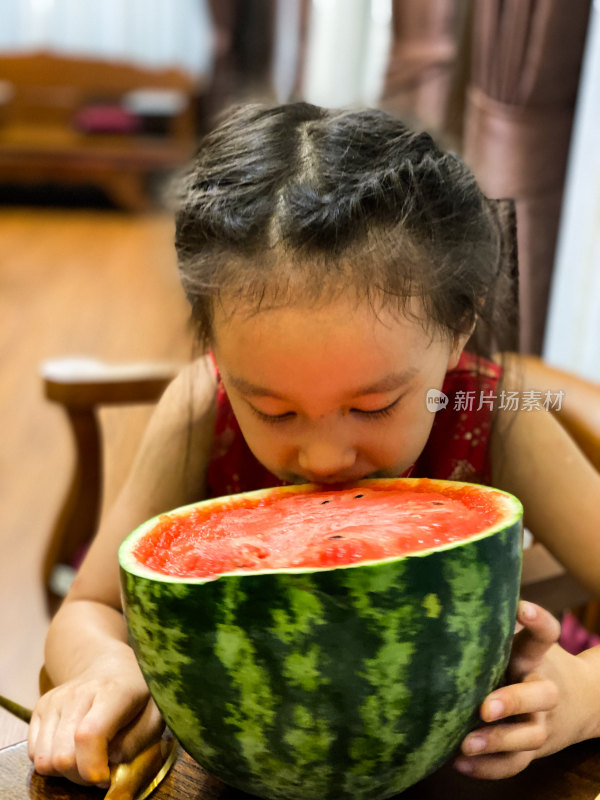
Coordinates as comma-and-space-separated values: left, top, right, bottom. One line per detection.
3, 739, 600, 800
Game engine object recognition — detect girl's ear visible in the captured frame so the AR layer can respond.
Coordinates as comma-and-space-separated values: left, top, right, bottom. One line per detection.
447, 319, 477, 370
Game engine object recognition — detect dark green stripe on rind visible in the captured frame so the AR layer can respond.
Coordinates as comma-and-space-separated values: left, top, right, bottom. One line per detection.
121, 515, 521, 800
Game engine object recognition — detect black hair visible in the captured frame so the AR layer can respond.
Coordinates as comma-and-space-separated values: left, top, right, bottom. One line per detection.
174, 102, 516, 357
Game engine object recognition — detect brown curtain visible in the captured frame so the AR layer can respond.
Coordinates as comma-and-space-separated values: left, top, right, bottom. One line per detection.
381, 0, 471, 136
200, 0, 277, 126
463, 0, 591, 354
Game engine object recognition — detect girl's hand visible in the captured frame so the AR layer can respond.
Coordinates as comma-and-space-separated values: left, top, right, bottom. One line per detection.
28, 651, 164, 786
454, 601, 591, 780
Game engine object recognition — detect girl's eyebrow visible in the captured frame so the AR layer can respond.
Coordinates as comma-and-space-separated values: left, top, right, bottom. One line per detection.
228, 368, 419, 400
353, 368, 419, 395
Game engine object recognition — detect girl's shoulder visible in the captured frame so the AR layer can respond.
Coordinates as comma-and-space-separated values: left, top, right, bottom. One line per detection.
126, 353, 219, 502
174, 352, 218, 412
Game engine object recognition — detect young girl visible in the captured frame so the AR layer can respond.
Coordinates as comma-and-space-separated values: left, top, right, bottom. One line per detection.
29, 102, 600, 787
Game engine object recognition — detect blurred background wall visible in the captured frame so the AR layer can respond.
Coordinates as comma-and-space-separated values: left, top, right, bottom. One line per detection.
1, 0, 596, 362
542, 1, 600, 383
0, 0, 214, 75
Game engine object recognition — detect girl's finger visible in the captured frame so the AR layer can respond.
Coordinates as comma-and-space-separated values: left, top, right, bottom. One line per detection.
28, 711, 40, 760
516, 601, 561, 643
462, 719, 548, 756
30, 708, 63, 778
74, 689, 149, 783
481, 677, 559, 723
454, 749, 534, 780
72, 724, 111, 786
109, 699, 165, 764
51, 695, 105, 786
509, 602, 561, 680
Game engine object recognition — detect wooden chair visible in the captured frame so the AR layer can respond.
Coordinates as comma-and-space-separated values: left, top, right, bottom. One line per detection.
515, 354, 600, 626
41, 357, 180, 613
40, 351, 600, 621
483, 199, 600, 623
38, 196, 600, 625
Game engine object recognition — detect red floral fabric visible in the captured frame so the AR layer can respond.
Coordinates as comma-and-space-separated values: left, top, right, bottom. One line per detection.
206, 351, 502, 497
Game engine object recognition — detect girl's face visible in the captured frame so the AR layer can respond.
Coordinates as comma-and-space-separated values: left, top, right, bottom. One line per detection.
213, 296, 470, 485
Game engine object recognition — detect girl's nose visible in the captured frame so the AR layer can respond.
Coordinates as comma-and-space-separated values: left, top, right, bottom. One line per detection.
297, 438, 357, 481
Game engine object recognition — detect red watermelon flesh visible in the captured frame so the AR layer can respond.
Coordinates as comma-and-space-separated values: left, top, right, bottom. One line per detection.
133, 481, 503, 579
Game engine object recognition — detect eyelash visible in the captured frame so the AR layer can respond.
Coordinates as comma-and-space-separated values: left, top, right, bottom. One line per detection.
250, 397, 401, 425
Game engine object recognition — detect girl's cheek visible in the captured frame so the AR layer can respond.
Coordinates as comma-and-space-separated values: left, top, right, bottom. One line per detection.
385, 417, 432, 466
248, 428, 293, 466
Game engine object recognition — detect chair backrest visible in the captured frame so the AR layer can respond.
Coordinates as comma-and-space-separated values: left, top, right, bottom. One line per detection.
41, 357, 179, 614
513, 354, 600, 471
515, 354, 600, 621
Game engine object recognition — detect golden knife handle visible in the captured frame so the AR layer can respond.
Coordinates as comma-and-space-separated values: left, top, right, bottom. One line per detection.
0, 694, 32, 724
105, 741, 165, 800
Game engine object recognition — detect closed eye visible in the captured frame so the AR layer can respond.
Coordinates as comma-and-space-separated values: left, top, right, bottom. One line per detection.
250, 407, 297, 425
351, 396, 402, 420
249, 396, 402, 425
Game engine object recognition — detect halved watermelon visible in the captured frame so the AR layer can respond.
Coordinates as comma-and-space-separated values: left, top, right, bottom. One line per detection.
119, 478, 523, 800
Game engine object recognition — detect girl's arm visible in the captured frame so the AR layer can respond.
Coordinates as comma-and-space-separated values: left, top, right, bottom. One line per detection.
29, 356, 217, 786
456, 398, 600, 779
491, 394, 600, 595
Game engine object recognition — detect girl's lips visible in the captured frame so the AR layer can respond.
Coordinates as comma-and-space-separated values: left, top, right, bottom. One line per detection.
291, 471, 383, 486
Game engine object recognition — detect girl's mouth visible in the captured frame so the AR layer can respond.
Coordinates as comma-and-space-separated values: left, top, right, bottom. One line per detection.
288, 470, 384, 486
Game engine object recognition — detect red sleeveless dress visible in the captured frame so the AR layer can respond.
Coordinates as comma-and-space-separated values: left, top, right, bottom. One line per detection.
206, 351, 501, 497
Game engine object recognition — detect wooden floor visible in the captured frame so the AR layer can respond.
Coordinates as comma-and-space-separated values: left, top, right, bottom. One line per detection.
0, 204, 194, 748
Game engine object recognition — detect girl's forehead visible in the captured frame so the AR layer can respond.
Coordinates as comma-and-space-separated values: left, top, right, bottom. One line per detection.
213, 293, 431, 333
212, 300, 453, 408
212, 295, 446, 369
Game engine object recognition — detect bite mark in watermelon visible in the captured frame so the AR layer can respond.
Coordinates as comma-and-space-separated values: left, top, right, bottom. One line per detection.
119, 478, 523, 800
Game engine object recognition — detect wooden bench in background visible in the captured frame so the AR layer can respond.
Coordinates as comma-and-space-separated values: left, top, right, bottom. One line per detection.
0, 51, 203, 210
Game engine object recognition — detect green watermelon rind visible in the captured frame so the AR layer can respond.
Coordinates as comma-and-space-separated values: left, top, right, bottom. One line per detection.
119, 478, 523, 800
